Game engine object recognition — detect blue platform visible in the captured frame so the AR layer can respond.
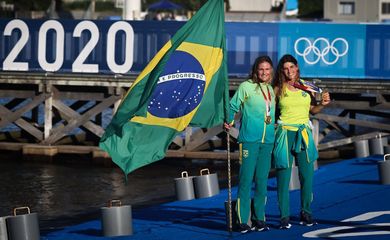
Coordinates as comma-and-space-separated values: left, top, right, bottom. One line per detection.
43, 156, 390, 239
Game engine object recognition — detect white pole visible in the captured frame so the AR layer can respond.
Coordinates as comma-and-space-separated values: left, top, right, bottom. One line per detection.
123, 0, 141, 20
48, 0, 58, 19
82, 0, 95, 19
279, 0, 286, 21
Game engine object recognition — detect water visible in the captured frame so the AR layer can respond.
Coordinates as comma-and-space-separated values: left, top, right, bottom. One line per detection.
0, 98, 387, 233
0, 152, 236, 232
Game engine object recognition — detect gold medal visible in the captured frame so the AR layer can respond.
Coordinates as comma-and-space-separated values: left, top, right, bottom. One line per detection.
265, 116, 272, 124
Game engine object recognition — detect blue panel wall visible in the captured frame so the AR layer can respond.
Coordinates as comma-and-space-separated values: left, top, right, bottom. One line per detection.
0, 19, 389, 80
225, 22, 278, 77
365, 24, 390, 79
278, 22, 366, 79
129, 21, 183, 73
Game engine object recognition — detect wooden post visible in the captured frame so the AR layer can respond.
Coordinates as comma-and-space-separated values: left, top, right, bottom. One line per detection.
44, 84, 53, 141
349, 111, 356, 135
312, 119, 319, 147
312, 119, 320, 170
185, 127, 192, 150
113, 87, 123, 114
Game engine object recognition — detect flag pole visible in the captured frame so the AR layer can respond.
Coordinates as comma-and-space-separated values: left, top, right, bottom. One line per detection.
227, 129, 233, 232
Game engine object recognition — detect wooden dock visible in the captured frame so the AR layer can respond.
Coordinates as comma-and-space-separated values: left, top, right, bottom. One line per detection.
0, 72, 389, 161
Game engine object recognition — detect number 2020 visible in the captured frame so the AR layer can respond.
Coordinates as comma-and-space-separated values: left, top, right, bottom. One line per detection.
3, 19, 134, 74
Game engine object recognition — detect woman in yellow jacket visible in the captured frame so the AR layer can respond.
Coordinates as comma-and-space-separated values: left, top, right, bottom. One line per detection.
273, 54, 330, 229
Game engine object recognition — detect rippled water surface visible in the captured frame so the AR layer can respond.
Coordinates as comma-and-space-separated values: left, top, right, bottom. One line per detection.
0, 153, 236, 231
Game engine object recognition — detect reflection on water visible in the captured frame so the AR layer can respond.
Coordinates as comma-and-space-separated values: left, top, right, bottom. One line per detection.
0, 153, 236, 230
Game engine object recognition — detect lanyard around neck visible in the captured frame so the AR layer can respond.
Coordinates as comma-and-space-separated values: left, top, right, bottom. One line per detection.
259, 84, 271, 116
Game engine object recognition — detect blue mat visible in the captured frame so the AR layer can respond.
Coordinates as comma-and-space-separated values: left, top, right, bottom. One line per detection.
43, 156, 390, 239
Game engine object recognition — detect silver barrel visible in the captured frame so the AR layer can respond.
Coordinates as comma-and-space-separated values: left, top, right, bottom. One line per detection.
101, 200, 133, 237
378, 154, 390, 185
382, 136, 388, 147
174, 171, 195, 201
6, 207, 40, 240
354, 140, 370, 158
194, 168, 220, 198
369, 135, 384, 155
0, 216, 9, 240
385, 146, 390, 154
289, 165, 301, 191
224, 199, 253, 231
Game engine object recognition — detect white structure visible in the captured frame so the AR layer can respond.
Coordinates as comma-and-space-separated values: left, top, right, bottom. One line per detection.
122, 0, 141, 20
226, 0, 285, 21
229, 0, 271, 12
324, 0, 390, 22
229, 0, 283, 12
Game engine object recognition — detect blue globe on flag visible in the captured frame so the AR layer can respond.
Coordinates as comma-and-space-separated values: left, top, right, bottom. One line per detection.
148, 50, 206, 118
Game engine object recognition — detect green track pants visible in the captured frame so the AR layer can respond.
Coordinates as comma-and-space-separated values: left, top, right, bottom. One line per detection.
236, 142, 273, 224
276, 130, 314, 219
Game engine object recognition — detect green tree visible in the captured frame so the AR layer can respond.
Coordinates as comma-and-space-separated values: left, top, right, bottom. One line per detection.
14, 0, 51, 11
298, 0, 323, 19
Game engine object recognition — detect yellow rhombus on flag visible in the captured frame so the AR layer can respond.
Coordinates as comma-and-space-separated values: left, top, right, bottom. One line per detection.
99, 0, 229, 176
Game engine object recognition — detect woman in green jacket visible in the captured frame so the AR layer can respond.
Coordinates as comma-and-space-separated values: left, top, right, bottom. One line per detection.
225, 56, 275, 233
273, 54, 330, 229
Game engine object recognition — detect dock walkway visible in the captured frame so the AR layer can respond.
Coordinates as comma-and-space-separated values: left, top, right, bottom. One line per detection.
42, 155, 390, 240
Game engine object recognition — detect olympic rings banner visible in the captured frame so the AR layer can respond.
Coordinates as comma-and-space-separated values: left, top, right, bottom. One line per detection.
279, 22, 367, 79
278, 22, 390, 80
0, 19, 389, 79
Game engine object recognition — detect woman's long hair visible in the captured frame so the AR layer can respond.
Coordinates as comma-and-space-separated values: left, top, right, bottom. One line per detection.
249, 55, 274, 84
273, 54, 300, 98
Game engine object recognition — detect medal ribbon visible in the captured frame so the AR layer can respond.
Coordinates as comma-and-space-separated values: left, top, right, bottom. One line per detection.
260, 84, 271, 117
289, 79, 322, 93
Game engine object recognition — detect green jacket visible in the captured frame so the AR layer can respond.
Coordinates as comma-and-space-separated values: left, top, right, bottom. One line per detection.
229, 79, 275, 144
273, 123, 318, 169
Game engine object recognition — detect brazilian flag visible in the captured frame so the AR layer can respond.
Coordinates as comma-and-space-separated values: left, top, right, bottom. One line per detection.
99, 0, 229, 176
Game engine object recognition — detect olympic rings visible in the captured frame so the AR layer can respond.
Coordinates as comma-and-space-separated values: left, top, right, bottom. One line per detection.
294, 37, 349, 65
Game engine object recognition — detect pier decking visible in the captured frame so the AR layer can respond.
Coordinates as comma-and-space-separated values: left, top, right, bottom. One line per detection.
0, 72, 390, 160
41, 155, 390, 240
